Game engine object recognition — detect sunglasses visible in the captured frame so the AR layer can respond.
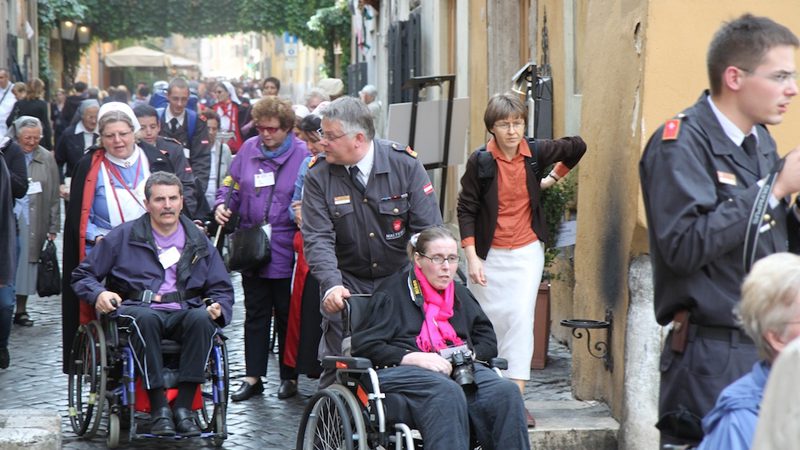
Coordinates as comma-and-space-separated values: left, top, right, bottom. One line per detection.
256, 125, 283, 134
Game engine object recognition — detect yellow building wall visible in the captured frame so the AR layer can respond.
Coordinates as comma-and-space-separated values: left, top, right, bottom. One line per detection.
568, 0, 800, 418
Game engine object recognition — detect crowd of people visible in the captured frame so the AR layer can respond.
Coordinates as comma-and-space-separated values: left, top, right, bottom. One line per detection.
3, 12, 797, 448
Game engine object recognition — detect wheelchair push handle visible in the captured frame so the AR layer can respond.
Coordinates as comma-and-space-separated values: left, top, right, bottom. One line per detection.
110, 298, 118, 308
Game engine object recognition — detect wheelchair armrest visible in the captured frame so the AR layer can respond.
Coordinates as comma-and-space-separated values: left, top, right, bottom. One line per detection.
489, 357, 508, 370
321, 356, 374, 370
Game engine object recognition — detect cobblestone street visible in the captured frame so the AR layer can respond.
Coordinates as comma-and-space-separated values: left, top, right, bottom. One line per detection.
0, 270, 573, 449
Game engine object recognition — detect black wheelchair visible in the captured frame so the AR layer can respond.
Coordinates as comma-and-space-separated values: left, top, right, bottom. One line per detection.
67, 309, 229, 448
295, 297, 507, 450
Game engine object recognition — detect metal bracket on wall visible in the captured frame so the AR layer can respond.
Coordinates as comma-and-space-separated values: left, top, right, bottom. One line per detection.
560, 308, 613, 372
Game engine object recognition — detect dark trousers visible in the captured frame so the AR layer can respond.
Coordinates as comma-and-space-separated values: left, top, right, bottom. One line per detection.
377, 365, 529, 450
241, 275, 295, 380
658, 327, 758, 446
117, 306, 217, 390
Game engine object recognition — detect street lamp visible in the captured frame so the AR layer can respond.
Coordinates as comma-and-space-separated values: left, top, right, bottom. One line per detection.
78, 26, 90, 44
60, 20, 76, 40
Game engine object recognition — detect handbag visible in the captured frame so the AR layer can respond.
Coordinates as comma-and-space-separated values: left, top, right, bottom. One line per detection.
227, 177, 277, 272
37, 239, 61, 297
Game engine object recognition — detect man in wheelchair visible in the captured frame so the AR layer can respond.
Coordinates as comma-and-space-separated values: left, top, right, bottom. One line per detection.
71, 171, 234, 437
350, 227, 530, 449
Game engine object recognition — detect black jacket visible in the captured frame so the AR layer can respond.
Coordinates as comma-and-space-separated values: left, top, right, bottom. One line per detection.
6, 99, 53, 150
457, 136, 586, 260
55, 124, 91, 181
351, 271, 497, 368
0, 138, 28, 198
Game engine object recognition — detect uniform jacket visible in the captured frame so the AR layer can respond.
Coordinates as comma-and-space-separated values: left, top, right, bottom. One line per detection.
457, 136, 586, 260
1, 138, 28, 198
215, 134, 309, 279
20, 146, 60, 262
147, 136, 203, 218
55, 124, 92, 181
640, 92, 788, 327
301, 140, 443, 295
351, 270, 497, 368
71, 214, 234, 328
60, 142, 175, 372
158, 108, 212, 197
0, 156, 14, 286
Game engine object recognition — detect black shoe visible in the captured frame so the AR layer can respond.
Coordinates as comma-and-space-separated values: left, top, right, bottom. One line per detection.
173, 407, 201, 437
13, 313, 33, 327
150, 406, 175, 436
231, 379, 263, 402
0, 347, 8, 369
277, 379, 298, 399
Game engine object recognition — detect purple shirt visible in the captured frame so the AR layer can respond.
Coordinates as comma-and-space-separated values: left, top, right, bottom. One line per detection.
216, 134, 309, 278
152, 226, 185, 311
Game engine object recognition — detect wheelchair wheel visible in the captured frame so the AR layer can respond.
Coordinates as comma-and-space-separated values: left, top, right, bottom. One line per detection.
200, 335, 229, 431
296, 389, 355, 450
326, 385, 368, 450
211, 403, 227, 447
67, 321, 108, 438
107, 413, 120, 448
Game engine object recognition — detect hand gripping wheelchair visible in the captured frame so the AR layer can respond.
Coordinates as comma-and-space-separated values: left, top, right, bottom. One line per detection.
295, 296, 508, 450
66, 300, 230, 448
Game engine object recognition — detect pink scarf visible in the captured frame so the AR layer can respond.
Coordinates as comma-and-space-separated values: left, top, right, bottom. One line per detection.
414, 265, 463, 352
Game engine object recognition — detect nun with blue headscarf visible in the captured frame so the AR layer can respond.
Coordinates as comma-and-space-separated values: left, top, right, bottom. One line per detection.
9, 116, 60, 327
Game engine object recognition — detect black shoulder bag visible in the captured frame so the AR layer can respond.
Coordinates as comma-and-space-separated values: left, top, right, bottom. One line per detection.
227, 175, 277, 273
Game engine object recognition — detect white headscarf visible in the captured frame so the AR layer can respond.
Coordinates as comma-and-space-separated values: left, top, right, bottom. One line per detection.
221, 81, 241, 105
97, 101, 141, 133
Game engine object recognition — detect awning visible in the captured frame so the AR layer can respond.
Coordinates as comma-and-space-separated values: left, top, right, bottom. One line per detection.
169, 55, 199, 68
104, 46, 172, 68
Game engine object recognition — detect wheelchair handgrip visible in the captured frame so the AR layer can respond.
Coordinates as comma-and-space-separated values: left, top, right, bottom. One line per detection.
110, 299, 118, 308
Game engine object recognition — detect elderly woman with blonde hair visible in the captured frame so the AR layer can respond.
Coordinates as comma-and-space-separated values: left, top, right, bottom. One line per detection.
698, 252, 800, 449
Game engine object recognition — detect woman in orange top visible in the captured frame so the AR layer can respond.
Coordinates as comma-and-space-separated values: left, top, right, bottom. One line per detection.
457, 93, 585, 401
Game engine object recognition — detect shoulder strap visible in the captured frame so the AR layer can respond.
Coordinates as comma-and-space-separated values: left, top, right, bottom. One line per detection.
186, 109, 197, 141
475, 147, 494, 197
525, 138, 543, 180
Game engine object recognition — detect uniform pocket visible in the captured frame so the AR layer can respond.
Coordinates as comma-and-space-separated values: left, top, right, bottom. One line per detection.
328, 202, 356, 244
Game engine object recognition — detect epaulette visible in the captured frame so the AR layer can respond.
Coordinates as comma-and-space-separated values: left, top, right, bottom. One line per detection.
198, 114, 207, 122
661, 113, 686, 141
308, 154, 325, 168
163, 136, 183, 146
392, 143, 417, 158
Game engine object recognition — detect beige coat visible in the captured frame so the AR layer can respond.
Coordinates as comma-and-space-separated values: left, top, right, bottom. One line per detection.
20, 146, 60, 262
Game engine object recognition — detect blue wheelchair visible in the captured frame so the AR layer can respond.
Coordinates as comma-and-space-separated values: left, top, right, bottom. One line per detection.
67, 310, 229, 448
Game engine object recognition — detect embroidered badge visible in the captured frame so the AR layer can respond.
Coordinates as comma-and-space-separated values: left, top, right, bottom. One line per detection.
393, 219, 403, 232
662, 119, 681, 141
423, 183, 434, 196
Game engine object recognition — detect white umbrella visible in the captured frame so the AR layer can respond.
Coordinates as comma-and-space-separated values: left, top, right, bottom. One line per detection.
104, 46, 172, 68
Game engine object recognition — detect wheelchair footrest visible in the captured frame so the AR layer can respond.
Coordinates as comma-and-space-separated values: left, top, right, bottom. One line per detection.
321, 356, 373, 370
489, 357, 508, 370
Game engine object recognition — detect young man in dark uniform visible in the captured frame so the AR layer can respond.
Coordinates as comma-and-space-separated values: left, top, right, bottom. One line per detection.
301, 97, 443, 387
639, 14, 800, 446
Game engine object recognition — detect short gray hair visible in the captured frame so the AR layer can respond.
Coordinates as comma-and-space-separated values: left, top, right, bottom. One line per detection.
320, 96, 375, 140
98, 111, 135, 135
13, 116, 42, 138
738, 252, 800, 361
144, 171, 183, 200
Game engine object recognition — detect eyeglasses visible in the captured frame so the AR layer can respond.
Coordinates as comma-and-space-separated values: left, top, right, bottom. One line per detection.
101, 130, 133, 140
19, 135, 42, 142
416, 252, 460, 265
317, 128, 348, 141
494, 121, 526, 132
256, 125, 282, 134
738, 67, 798, 85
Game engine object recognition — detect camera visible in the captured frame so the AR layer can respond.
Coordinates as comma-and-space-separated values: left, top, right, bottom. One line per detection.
439, 345, 476, 391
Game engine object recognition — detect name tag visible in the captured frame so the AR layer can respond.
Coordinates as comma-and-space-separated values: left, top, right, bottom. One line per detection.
717, 171, 737, 186
254, 172, 275, 187
27, 181, 42, 195
158, 246, 181, 269
334, 195, 351, 205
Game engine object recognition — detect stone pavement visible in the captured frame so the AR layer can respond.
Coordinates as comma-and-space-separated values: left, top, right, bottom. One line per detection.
0, 270, 573, 449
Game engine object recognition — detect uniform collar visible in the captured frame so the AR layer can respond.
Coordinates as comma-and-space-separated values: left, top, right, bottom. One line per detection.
165, 108, 185, 126
706, 95, 759, 146
75, 121, 95, 135
347, 140, 376, 178
105, 145, 141, 168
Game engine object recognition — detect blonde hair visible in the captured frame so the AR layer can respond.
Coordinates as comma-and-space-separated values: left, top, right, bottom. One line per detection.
739, 252, 800, 360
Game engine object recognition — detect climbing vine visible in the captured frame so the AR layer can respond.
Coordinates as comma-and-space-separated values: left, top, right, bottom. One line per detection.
39, 0, 352, 85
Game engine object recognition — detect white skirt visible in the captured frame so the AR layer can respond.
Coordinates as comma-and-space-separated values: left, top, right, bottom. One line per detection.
468, 240, 544, 380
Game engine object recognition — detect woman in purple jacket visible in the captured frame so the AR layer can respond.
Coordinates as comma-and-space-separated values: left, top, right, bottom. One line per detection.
214, 97, 310, 401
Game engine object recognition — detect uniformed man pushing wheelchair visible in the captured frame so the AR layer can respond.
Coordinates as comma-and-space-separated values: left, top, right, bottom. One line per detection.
71, 171, 234, 437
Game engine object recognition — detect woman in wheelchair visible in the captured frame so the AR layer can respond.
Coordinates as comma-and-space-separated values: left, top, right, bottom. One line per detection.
351, 226, 530, 450
71, 172, 234, 438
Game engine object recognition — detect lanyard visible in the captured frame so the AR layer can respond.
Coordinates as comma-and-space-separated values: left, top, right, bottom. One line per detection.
103, 155, 144, 222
